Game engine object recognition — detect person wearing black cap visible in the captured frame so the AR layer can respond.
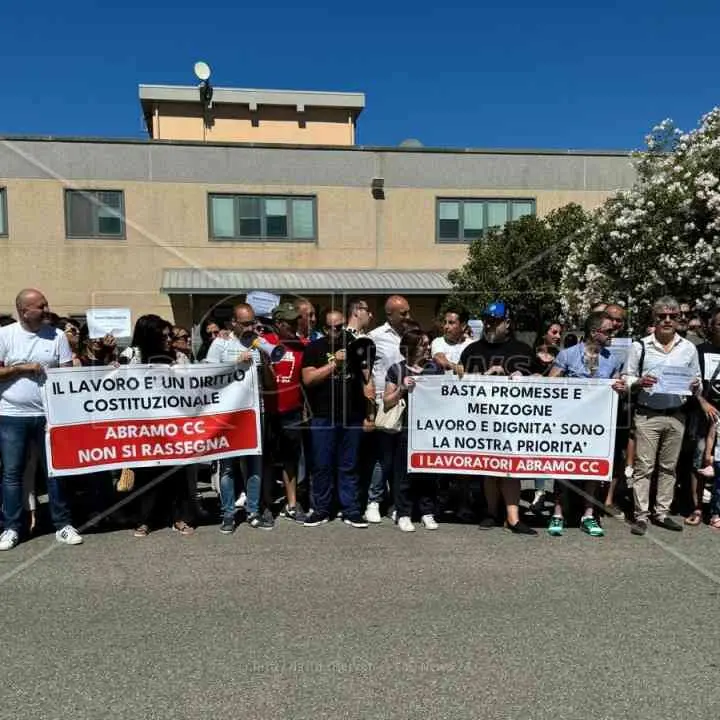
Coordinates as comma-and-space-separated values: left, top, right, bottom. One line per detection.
458, 301, 537, 535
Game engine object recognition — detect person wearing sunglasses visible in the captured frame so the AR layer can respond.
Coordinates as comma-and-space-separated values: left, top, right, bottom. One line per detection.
301, 308, 372, 528
545, 311, 626, 538
206, 303, 276, 532
623, 296, 702, 536
171, 325, 194, 364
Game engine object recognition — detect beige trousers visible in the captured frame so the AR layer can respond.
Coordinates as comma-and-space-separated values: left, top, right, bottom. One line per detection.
632, 411, 685, 522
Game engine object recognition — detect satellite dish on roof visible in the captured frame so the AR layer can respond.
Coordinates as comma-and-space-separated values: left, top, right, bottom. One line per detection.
399, 138, 424, 148
194, 61, 212, 82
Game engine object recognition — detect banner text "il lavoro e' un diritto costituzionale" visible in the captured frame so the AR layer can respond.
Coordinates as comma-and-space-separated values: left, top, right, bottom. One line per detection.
42, 364, 261, 476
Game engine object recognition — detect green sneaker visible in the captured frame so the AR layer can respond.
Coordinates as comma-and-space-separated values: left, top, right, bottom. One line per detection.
547, 516, 564, 536
581, 516, 605, 537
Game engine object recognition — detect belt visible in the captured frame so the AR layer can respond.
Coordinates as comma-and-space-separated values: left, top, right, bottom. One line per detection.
636, 405, 685, 416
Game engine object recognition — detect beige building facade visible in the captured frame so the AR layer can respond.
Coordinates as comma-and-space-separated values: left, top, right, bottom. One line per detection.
0, 136, 636, 332
139, 85, 365, 145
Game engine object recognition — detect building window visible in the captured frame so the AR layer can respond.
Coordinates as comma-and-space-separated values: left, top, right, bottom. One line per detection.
0, 188, 7, 236
65, 190, 125, 239
209, 194, 316, 241
436, 198, 536, 242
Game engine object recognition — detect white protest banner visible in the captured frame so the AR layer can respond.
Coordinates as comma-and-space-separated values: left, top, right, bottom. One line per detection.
408, 375, 618, 480
86, 308, 132, 339
43, 363, 261, 476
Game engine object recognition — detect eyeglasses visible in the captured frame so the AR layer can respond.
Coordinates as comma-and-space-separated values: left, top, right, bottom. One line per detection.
236, 320, 255, 327
656, 313, 679, 320
174, 334, 189, 341
325, 323, 345, 331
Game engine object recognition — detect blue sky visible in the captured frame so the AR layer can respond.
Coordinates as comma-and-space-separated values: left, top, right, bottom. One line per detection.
0, 0, 718, 150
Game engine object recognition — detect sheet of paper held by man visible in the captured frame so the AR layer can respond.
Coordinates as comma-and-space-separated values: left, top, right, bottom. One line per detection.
649, 365, 695, 396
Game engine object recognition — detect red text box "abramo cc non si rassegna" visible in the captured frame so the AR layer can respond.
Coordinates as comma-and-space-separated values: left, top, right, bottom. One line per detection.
48, 410, 257, 470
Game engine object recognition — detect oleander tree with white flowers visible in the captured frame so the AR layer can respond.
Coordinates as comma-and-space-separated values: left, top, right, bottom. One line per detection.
560, 107, 720, 327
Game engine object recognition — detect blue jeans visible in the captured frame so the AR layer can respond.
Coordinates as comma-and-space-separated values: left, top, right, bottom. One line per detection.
310, 417, 363, 518
219, 454, 261, 520
0, 415, 71, 533
712, 462, 720, 517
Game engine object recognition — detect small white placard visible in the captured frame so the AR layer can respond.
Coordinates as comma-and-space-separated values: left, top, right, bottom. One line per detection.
608, 337, 632, 369
468, 319, 484, 340
649, 365, 695, 396
246, 291, 280, 318
86, 308, 132, 339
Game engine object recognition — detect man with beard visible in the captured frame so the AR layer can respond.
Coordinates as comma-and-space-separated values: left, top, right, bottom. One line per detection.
546, 311, 626, 537
302, 308, 373, 527
458, 301, 537, 535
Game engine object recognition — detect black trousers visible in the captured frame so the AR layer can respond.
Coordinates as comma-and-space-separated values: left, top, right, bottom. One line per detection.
134, 466, 191, 528
393, 430, 436, 518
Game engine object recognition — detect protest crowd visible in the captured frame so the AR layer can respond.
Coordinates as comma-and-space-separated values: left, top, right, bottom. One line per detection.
1, 286, 719, 552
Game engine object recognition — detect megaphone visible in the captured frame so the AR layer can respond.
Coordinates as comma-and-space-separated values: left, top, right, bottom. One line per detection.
240, 331, 286, 363
344, 335, 376, 379
348, 336, 376, 370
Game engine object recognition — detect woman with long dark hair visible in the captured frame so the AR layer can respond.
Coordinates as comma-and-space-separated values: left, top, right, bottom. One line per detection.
196, 317, 222, 362
534, 320, 563, 350
122, 315, 195, 537
383, 328, 444, 532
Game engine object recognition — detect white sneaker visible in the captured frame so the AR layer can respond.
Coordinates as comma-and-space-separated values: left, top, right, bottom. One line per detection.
398, 516, 415, 532
234, 492, 247, 509
55, 525, 83, 546
421, 514, 439, 530
391, 509, 397, 523
0, 529, 19, 551
365, 502, 382, 524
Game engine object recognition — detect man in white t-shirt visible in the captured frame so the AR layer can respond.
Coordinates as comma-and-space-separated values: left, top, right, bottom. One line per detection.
0, 289, 83, 551
431, 308, 473, 373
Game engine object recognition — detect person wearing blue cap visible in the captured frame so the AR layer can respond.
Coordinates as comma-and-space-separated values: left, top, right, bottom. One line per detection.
458, 301, 537, 535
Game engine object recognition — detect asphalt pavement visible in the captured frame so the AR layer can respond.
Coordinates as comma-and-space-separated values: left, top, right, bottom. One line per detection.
1, 513, 719, 720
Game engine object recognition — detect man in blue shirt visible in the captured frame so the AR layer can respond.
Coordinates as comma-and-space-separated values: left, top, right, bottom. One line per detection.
546, 311, 625, 537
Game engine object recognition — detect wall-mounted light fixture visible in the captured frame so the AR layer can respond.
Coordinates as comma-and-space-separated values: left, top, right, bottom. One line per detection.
371, 177, 385, 200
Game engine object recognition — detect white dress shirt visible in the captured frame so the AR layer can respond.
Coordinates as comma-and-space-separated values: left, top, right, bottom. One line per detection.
368, 322, 403, 396
623, 333, 701, 410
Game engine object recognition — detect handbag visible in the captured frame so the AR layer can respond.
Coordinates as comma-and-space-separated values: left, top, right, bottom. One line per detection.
374, 398, 405, 433
117, 467, 135, 492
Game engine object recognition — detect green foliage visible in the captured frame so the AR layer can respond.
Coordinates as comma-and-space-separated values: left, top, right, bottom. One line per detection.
447, 203, 589, 330
561, 109, 720, 325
